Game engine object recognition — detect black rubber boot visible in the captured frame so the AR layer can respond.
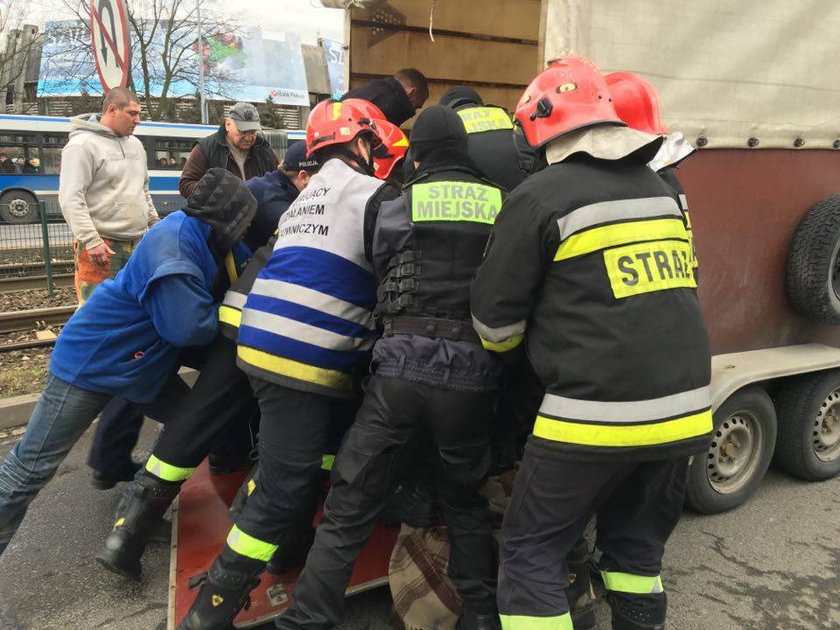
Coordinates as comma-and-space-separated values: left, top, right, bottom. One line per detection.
266, 523, 315, 575
609, 593, 667, 630
567, 537, 597, 630
177, 547, 264, 630
96, 474, 182, 580
456, 607, 502, 630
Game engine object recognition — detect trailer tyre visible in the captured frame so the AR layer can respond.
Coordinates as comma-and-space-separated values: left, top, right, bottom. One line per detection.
685, 387, 777, 514
786, 195, 840, 325
0, 190, 38, 224
775, 370, 840, 481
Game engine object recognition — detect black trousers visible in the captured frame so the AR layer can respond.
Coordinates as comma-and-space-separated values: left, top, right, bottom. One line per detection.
150, 335, 260, 469
233, 377, 356, 551
497, 437, 688, 625
87, 397, 145, 477
275, 375, 497, 630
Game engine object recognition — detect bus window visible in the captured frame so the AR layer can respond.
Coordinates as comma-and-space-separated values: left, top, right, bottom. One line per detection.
40, 133, 68, 174
0, 132, 38, 174
153, 137, 194, 170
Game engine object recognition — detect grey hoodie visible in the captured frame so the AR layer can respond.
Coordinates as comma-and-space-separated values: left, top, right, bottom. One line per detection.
58, 113, 158, 249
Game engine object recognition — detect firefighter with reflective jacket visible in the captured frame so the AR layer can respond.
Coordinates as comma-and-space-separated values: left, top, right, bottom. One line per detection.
176, 99, 399, 630
439, 86, 526, 191
605, 71, 699, 277
275, 105, 505, 630
470, 57, 713, 630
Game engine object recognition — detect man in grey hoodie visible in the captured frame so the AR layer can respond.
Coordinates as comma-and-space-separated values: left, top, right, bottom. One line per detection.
59, 87, 159, 490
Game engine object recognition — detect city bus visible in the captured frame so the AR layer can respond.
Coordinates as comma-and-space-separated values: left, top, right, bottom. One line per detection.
0, 113, 305, 223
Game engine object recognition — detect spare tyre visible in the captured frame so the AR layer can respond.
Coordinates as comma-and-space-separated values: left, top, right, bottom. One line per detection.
786, 195, 840, 325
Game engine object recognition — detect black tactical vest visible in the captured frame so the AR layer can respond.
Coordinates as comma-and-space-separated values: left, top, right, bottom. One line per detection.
376, 168, 503, 341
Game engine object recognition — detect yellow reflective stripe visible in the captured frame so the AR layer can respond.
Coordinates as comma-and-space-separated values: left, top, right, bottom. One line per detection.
554, 218, 688, 262
480, 333, 524, 353
247, 478, 256, 495
457, 106, 514, 134
113, 517, 125, 530
500, 613, 573, 630
601, 571, 664, 594
411, 181, 502, 225
533, 409, 713, 447
224, 252, 239, 284
321, 454, 335, 471
683, 210, 692, 229
219, 304, 242, 328
145, 454, 195, 482
237, 345, 353, 391
226, 525, 277, 562
603, 240, 696, 299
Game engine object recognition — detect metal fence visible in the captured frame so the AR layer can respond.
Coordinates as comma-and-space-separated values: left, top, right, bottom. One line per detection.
0, 200, 74, 296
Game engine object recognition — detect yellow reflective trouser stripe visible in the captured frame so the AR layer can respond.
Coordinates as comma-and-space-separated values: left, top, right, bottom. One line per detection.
237, 345, 353, 391
144, 454, 195, 482
500, 613, 573, 630
479, 333, 524, 353
533, 409, 713, 447
554, 218, 688, 262
226, 525, 277, 562
321, 454, 335, 471
247, 478, 256, 495
411, 181, 502, 225
601, 571, 664, 594
219, 304, 242, 328
457, 106, 515, 133
224, 252, 239, 284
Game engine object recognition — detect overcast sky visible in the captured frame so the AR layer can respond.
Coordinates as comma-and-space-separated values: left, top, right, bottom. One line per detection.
14, 0, 346, 45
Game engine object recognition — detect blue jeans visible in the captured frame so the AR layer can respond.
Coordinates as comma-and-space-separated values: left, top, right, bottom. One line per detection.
0, 373, 187, 556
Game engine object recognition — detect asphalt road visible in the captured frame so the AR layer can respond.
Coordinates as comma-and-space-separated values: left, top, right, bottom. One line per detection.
1, 418, 839, 629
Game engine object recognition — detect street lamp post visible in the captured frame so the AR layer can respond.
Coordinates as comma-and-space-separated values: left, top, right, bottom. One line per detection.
196, 0, 208, 123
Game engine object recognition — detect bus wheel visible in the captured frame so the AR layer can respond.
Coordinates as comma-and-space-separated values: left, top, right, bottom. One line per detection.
685, 386, 777, 514
0, 190, 38, 224
775, 370, 840, 481
786, 195, 840, 325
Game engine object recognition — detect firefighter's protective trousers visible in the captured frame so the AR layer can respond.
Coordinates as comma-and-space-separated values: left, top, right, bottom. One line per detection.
497, 437, 687, 630
275, 375, 497, 629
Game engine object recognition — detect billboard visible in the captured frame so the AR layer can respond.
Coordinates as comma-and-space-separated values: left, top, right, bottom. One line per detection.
38, 21, 310, 106
320, 37, 346, 99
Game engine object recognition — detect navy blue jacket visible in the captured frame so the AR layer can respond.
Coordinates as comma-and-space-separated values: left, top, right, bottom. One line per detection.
243, 170, 299, 251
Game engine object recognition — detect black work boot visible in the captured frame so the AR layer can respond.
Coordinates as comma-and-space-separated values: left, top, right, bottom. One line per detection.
177, 547, 264, 630
609, 593, 667, 630
567, 538, 597, 630
96, 473, 182, 580
266, 524, 315, 575
456, 607, 502, 630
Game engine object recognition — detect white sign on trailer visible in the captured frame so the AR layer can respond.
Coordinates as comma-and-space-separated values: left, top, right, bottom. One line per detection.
89, 0, 130, 93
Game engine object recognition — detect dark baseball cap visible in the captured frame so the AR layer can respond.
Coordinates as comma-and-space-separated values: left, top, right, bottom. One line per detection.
282, 142, 319, 173
228, 102, 261, 131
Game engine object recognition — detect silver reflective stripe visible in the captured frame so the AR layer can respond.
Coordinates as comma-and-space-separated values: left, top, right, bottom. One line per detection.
241, 309, 374, 352
555, 197, 682, 240
250, 277, 375, 330
678, 194, 688, 211
471, 315, 527, 343
539, 386, 711, 423
223, 290, 247, 309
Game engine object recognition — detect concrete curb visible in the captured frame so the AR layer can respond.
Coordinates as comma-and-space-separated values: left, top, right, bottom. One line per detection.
0, 368, 198, 431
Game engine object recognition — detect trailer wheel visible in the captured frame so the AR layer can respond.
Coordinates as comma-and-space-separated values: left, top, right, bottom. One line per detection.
775, 370, 840, 481
0, 190, 38, 224
685, 387, 777, 514
786, 195, 840, 325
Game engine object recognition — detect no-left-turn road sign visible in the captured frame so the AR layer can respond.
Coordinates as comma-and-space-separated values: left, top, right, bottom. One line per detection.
90, 0, 131, 92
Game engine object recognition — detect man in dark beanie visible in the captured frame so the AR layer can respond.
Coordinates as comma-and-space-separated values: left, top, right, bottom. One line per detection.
275, 105, 505, 630
0, 168, 256, 557
439, 85, 529, 191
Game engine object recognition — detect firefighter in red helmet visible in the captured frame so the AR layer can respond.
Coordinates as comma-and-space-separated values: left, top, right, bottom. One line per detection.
606, 71, 699, 276
470, 56, 713, 630
175, 99, 400, 629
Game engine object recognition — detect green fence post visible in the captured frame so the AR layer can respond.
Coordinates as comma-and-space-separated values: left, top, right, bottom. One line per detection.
39, 201, 54, 297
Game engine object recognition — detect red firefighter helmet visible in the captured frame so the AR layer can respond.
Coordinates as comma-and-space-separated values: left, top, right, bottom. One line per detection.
605, 71, 668, 135
305, 99, 383, 158
371, 119, 409, 179
515, 55, 624, 148
341, 98, 386, 122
